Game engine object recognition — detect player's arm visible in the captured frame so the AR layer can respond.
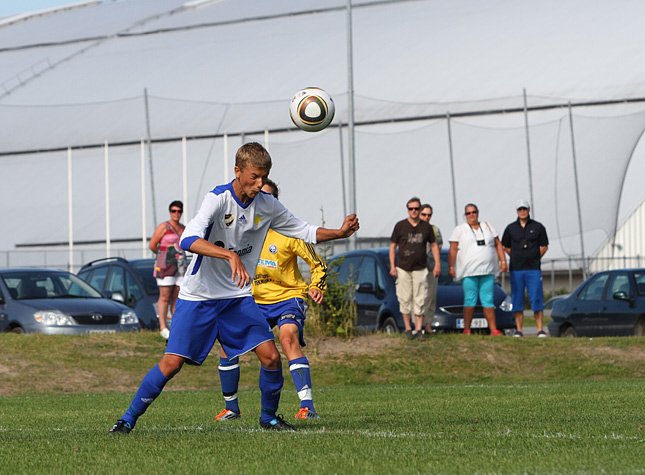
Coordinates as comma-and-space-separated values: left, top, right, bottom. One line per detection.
179, 193, 249, 288
187, 238, 249, 288
315, 214, 360, 242
540, 245, 548, 257
294, 239, 327, 304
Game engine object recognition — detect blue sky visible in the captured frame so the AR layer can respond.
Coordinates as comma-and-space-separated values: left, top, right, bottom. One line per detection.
0, 0, 80, 17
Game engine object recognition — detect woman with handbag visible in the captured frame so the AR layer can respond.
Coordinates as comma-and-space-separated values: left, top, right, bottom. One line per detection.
150, 201, 187, 339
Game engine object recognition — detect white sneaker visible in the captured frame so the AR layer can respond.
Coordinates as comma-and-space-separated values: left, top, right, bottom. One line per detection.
160, 328, 170, 339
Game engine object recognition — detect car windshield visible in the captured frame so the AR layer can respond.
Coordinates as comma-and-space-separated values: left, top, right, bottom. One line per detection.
2, 271, 104, 299
130, 260, 160, 295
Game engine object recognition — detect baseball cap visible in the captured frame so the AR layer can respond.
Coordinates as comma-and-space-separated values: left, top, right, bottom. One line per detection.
516, 199, 530, 209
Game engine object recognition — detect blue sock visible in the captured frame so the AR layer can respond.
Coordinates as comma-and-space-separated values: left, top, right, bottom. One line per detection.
218, 356, 240, 414
259, 366, 284, 424
289, 357, 314, 411
121, 365, 170, 427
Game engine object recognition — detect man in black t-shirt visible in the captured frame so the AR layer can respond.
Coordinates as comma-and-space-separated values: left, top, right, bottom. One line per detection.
389, 197, 441, 340
501, 199, 549, 338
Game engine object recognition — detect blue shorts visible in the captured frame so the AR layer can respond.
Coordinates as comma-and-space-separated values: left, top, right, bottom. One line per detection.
165, 296, 275, 365
259, 297, 308, 347
510, 270, 544, 312
462, 274, 495, 308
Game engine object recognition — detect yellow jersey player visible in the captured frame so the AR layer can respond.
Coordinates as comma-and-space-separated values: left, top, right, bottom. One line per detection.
216, 179, 326, 421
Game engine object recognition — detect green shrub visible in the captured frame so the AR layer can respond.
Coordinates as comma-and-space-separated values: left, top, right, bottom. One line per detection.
307, 256, 357, 338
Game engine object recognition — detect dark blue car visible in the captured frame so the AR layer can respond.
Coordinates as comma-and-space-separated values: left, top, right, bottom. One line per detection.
548, 268, 645, 337
329, 248, 514, 334
78, 257, 160, 330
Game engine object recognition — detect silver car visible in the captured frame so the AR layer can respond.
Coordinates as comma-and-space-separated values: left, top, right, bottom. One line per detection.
0, 268, 140, 334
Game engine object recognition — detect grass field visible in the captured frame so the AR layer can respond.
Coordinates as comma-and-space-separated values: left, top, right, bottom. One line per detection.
1, 332, 644, 474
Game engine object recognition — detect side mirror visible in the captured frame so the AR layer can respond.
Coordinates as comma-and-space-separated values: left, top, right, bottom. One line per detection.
110, 291, 126, 303
613, 291, 635, 305
356, 283, 375, 294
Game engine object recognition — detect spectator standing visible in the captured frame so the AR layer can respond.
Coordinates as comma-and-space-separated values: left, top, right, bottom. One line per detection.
501, 199, 549, 338
447, 203, 507, 335
389, 197, 441, 340
150, 200, 187, 339
419, 204, 443, 335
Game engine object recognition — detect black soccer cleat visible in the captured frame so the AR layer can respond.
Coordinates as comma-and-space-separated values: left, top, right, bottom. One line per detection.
259, 414, 296, 432
109, 419, 133, 434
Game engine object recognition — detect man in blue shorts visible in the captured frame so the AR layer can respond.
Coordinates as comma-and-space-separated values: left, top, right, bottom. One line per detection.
216, 179, 326, 422
109, 142, 359, 434
501, 199, 549, 338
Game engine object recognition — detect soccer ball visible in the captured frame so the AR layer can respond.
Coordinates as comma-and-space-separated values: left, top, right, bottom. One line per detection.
289, 87, 335, 132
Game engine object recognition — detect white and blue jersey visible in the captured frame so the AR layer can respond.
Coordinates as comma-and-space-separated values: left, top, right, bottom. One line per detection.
178, 180, 319, 301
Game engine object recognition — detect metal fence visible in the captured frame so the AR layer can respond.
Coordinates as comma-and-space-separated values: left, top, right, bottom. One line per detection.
2, 242, 642, 295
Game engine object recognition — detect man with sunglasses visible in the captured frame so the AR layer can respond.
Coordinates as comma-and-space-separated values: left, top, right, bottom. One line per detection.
389, 197, 441, 340
501, 200, 549, 338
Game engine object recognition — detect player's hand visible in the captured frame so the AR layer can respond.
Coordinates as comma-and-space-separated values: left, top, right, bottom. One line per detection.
339, 214, 360, 238
433, 265, 441, 278
389, 267, 397, 277
228, 252, 250, 288
308, 287, 324, 305
500, 261, 508, 273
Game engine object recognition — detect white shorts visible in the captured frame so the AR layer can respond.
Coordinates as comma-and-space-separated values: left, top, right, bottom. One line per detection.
156, 275, 183, 287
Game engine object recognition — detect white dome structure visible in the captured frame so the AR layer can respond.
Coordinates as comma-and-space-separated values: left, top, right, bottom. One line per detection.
1, 0, 645, 273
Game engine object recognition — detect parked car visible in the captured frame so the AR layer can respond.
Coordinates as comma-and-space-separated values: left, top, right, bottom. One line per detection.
0, 268, 140, 334
329, 248, 515, 334
542, 294, 569, 318
548, 269, 645, 337
77, 257, 160, 330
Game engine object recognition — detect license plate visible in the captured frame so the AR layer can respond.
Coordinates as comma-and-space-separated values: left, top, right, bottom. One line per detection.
88, 329, 116, 334
456, 318, 489, 329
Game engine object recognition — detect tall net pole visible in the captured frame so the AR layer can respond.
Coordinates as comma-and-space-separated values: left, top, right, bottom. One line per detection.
144, 88, 158, 225
523, 88, 535, 216
568, 103, 586, 278
346, 0, 357, 249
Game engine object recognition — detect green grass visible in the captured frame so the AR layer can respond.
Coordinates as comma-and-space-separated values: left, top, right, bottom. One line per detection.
1, 332, 645, 473
1, 381, 644, 474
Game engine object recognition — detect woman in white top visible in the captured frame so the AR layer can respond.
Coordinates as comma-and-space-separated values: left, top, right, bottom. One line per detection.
448, 203, 507, 335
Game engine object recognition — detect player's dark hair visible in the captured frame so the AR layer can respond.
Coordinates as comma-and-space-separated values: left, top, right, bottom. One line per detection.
169, 200, 183, 211
421, 204, 433, 213
264, 178, 279, 199
235, 142, 272, 171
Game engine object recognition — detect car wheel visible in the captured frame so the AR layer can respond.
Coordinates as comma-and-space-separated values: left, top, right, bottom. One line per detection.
561, 326, 577, 338
634, 317, 645, 337
381, 317, 398, 334
10, 326, 25, 334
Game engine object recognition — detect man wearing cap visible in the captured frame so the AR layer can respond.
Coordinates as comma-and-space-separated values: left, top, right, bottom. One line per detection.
501, 200, 549, 338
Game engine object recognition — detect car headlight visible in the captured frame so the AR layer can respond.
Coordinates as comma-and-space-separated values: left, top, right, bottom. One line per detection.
498, 295, 513, 312
34, 310, 75, 326
120, 310, 139, 325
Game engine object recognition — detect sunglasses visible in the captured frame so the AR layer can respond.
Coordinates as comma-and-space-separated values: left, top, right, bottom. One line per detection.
170, 209, 183, 213
408, 207, 420, 211
465, 211, 478, 216
517, 207, 528, 211
420, 213, 432, 217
